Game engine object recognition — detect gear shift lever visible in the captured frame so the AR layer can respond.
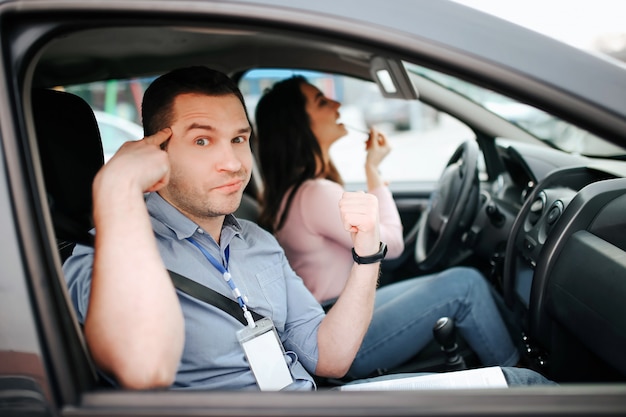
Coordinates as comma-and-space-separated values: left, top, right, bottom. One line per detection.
433, 317, 467, 371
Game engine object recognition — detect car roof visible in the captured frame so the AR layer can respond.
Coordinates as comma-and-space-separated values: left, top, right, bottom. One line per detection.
25, 0, 626, 146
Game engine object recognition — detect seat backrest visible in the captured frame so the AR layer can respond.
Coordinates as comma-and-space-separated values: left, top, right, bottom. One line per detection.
32, 89, 104, 261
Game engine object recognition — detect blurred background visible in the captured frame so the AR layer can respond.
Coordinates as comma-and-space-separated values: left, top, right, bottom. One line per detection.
453, 0, 626, 62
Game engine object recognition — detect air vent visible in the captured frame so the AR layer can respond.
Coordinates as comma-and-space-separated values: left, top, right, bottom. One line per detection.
527, 192, 546, 226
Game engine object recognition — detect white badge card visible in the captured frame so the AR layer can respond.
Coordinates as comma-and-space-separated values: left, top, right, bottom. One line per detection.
236, 317, 294, 391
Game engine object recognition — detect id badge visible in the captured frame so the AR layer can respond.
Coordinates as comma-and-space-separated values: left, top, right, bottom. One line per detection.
236, 317, 294, 391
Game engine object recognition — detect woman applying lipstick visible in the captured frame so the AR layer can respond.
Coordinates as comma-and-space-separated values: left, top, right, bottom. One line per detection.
255, 76, 520, 380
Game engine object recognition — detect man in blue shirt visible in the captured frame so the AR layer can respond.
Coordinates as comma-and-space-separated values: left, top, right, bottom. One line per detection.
63, 66, 553, 390
64, 66, 383, 390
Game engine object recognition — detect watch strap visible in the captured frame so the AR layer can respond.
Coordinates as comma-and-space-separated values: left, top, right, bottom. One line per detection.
351, 242, 387, 264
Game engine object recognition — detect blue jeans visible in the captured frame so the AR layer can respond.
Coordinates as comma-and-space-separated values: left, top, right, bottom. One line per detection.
500, 367, 557, 386
346, 267, 519, 379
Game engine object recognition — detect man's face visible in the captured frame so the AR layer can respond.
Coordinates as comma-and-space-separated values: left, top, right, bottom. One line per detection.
159, 92, 252, 221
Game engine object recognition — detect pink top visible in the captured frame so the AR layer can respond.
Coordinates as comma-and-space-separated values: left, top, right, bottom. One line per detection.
275, 179, 404, 302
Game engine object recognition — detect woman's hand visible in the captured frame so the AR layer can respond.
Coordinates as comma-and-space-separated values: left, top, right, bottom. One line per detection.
365, 127, 391, 169
364, 127, 391, 190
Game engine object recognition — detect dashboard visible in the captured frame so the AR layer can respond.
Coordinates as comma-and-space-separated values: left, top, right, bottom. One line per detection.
491, 142, 626, 383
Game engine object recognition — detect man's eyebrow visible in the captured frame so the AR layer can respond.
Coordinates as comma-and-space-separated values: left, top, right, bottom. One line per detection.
236, 126, 253, 134
185, 123, 252, 135
186, 123, 215, 132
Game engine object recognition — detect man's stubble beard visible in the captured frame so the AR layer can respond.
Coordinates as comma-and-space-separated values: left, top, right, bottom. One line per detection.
164, 171, 246, 220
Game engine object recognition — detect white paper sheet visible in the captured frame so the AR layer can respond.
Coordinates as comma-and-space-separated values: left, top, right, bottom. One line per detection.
339, 366, 508, 391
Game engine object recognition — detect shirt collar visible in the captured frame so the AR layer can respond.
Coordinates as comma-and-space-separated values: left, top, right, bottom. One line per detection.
145, 192, 243, 242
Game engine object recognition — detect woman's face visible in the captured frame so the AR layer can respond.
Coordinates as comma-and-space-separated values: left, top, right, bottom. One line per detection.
300, 82, 348, 149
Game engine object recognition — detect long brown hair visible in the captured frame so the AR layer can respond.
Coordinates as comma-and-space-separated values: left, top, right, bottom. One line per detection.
255, 76, 342, 233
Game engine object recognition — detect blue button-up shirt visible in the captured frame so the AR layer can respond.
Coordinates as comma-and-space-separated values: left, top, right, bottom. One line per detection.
63, 192, 325, 390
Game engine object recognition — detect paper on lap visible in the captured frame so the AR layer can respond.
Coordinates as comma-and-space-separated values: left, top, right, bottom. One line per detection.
339, 366, 508, 391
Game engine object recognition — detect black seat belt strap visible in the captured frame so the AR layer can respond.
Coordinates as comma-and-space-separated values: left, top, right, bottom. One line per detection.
168, 270, 263, 326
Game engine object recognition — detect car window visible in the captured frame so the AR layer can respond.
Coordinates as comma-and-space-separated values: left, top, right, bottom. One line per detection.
241, 69, 475, 191
404, 62, 626, 157
63, 70, 479, 187
64, 78, 152, 161
94, 111, 144, 161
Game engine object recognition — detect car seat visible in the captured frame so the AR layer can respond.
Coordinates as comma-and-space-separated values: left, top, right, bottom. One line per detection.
32, 88, 104, 262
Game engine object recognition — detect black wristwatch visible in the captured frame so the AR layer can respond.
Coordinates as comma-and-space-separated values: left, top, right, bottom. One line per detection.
352, 242, 387, 265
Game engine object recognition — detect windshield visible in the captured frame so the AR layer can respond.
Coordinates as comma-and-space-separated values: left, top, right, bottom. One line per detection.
404, 63, 625, 158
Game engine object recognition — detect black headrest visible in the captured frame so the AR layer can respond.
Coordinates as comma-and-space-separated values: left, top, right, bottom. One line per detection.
32, 89, 104, 251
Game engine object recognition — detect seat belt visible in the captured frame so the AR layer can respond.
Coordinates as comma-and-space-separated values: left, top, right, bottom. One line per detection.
61, 229, 263, 326
168, 270, 263, 326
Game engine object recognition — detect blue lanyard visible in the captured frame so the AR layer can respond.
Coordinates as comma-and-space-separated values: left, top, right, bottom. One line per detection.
186, 237, 255, 327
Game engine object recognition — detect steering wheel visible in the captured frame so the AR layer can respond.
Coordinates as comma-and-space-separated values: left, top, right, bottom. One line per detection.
415, 140, 480, 270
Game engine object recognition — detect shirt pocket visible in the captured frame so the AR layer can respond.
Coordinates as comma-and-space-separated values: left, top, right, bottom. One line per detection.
254, 263, 287, 329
